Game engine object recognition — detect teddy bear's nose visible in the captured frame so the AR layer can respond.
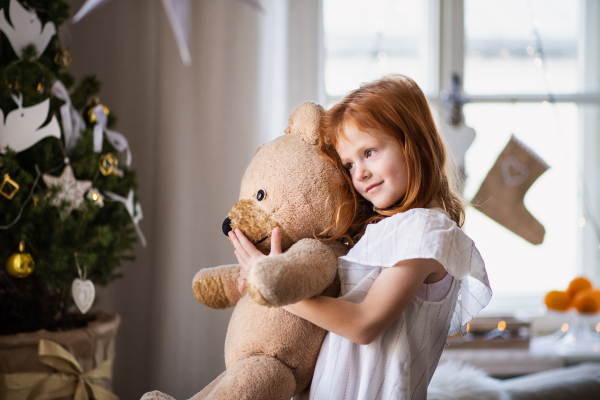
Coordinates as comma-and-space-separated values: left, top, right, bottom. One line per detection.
222, 217, 232, 236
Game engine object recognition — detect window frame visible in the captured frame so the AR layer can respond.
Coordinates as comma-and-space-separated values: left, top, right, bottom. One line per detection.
441, 0, 600, 315
323, 0, 600, 316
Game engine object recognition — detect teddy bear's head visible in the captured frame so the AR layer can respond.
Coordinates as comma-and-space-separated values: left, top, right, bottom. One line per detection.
222, 102, 345, 254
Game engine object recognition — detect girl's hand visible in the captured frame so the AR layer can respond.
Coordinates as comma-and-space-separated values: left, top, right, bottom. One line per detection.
230, 227, 282, 293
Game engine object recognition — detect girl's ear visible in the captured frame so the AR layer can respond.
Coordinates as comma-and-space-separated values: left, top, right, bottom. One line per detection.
284, 102, 324, 145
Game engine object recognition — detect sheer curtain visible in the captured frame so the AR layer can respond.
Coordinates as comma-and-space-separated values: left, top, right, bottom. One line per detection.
67, 0, 323, 398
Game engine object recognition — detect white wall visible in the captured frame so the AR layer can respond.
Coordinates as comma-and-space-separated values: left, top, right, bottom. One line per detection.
66, 0, 322, 398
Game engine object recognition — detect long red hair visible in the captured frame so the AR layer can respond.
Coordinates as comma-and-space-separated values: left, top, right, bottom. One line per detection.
319, 75, 465, 245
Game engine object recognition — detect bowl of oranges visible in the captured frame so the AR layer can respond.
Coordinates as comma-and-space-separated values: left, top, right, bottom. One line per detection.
544, 277, 600, 315
536, 277, 600, 356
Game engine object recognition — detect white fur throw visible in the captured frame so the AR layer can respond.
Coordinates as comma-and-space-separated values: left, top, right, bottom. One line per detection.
428, 361, 510, 400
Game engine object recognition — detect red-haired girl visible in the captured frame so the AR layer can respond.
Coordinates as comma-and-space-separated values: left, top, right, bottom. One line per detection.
231, 75, 492, 400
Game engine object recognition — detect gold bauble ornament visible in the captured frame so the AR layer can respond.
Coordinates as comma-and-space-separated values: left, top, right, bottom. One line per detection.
98, 153, 118, 176
54, 49, 73, 68
6, 241, 34, 278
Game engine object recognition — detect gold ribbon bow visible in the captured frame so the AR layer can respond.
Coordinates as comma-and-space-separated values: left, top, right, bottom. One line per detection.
0, 339, 118, 400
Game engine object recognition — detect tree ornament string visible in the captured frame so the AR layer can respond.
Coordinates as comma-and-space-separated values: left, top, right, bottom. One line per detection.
0, 162, 67, 229
1, 165, 43, 230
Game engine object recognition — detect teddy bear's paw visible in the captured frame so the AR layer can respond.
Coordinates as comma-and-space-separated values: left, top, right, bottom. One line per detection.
140, 390, 176, 400
246, 280, 272, 307
193, 272, 229, 309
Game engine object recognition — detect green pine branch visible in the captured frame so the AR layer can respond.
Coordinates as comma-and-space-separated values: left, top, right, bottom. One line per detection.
0, 0, 141, 334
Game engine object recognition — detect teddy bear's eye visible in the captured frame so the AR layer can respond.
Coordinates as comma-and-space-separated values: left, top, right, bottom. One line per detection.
257, 189, 266, 201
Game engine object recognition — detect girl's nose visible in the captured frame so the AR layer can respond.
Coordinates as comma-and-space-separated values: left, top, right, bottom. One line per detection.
356, 163, 371, 181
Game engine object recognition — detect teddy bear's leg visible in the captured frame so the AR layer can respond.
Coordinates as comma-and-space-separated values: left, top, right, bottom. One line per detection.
188, 370, 227, 400
190, 355, 296, 400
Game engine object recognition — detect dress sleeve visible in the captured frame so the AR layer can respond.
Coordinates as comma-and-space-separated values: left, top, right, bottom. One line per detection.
339, 208, 492, 336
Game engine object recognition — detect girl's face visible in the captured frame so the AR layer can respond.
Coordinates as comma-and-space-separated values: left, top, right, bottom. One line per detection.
336, 123, 408, 209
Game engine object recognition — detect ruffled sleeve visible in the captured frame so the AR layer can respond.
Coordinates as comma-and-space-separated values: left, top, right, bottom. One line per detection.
340, 208, 492, 336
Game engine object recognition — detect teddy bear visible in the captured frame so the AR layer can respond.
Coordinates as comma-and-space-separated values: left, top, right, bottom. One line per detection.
141, 102, 348, 400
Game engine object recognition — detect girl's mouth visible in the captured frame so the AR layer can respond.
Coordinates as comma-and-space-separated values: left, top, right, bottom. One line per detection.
366, 182, 382, 193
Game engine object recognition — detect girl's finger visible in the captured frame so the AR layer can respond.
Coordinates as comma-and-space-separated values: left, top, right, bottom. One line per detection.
229, 231, 244, 251
270, 227, 282, 256
238, 269, 246, 292
234, 250, 248, 271
235, 229, 262, 256
238, 262, 248, 278
230, 232, 251, 261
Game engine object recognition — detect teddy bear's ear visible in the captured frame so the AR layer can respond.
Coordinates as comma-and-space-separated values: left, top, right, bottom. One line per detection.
284, 102, 324, 145
254, 146, 263, 156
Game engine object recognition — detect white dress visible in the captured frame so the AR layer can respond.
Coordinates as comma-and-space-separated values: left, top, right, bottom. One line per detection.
308, 208, 491, 400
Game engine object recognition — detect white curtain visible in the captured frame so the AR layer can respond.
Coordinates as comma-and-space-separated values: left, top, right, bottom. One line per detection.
67, 0, 323, 398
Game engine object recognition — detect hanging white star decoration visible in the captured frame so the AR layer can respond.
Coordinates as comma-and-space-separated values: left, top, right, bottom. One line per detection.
105, 189, 147, 247
72, 0, 263, 65
42, 165, 92, 220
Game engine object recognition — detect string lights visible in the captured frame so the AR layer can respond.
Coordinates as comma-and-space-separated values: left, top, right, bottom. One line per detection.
526, 1, 600, 251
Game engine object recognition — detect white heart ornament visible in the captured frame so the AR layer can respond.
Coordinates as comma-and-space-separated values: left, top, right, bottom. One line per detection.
501, 156, 529, 187
72, 278, 95, 314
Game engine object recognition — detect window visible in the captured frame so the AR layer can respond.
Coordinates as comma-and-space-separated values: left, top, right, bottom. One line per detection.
463, 0, 579, 95
323, 0, 600, 315
323, 0, 438, 101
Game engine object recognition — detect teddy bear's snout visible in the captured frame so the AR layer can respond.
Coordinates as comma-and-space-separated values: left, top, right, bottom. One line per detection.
222, 217, 232, 236
224, 199, 295, 254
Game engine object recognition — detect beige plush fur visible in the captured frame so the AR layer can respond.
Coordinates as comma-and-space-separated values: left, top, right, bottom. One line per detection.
141, 102, 348, 400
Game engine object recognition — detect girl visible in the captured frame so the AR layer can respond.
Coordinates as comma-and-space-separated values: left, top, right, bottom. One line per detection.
231, 75, 492, 400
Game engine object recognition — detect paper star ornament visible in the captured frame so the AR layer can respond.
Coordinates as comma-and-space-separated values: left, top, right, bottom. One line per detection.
43, 165, 92, 219
105, 189, 147, 247
0, 0, 56, 57
73, 0, 262, 65
441, 122, 476, 170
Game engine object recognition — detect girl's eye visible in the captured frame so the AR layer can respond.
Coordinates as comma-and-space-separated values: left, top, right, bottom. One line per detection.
366, 150, 375, 158
257, 189, 266, 201
344, 163, 354, 170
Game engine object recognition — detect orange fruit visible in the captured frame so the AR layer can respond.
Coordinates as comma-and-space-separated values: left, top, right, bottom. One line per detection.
591, 289, 600, 306
544, 290, 571, 311
566, 277, 593, 299
572, 288, 600, 313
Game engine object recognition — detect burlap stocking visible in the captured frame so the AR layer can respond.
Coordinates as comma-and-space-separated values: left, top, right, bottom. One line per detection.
472, 135, 550, 245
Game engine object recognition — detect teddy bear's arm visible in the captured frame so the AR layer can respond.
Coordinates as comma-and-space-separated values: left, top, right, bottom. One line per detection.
193, 264, 242, 309
246, 238, 344, 307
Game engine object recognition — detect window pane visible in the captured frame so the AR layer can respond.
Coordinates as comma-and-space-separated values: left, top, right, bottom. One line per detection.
464, 0, 580, 94
462, 103, 579, 296
323, 0, 432, 98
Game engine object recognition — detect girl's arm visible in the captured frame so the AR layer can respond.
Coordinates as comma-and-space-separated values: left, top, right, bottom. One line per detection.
230, 228, 443, 345
283, 258, 442, 345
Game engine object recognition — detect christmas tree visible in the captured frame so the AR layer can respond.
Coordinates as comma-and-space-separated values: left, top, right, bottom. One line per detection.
0, 0, 142, 335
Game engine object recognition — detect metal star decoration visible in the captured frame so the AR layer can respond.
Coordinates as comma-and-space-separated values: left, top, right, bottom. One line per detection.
43, 165, 92, 219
